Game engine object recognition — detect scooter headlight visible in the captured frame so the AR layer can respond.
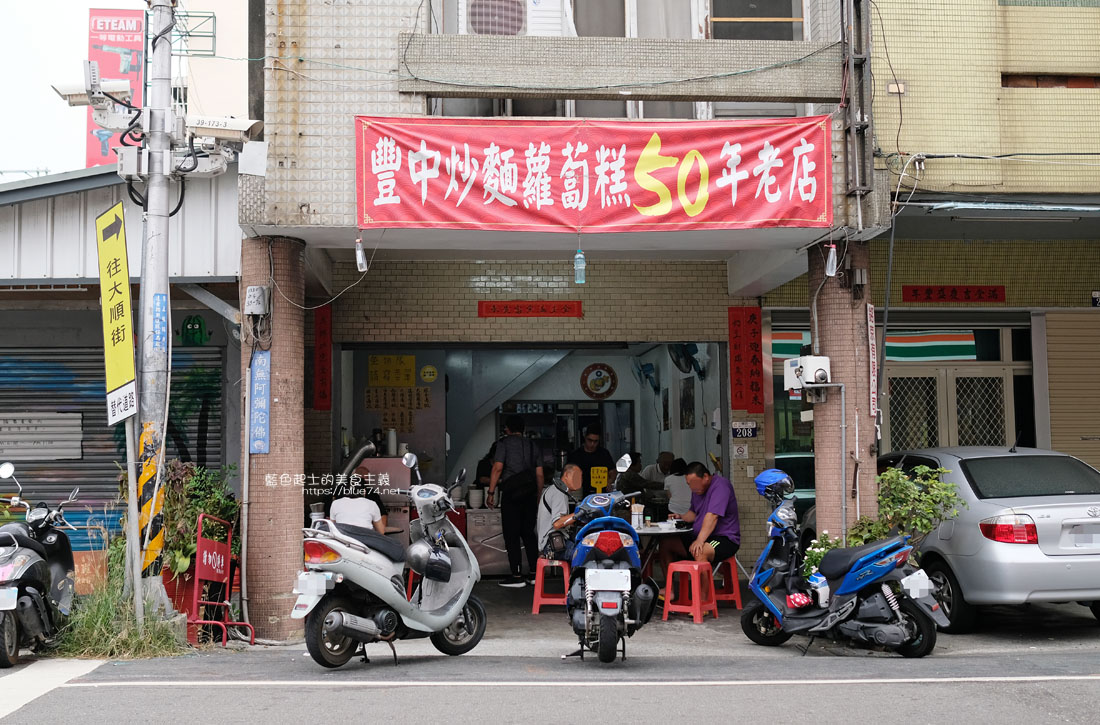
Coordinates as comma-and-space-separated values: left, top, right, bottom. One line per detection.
775, 504, 797, 527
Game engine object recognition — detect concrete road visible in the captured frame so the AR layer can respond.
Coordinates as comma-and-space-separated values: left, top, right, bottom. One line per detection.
3, 583, 1098, 723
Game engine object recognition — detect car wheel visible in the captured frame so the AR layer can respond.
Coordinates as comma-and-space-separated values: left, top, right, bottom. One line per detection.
923, 560, 977, 634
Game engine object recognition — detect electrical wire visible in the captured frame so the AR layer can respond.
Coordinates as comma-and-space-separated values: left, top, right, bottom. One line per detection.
126, 180, 147, 208
869, 0, 904, 155
268, 238, 378, 311
168, 177, 186, 217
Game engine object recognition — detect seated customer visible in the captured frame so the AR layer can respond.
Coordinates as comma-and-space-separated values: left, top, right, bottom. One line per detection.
537, 463, 583, 560
330, 463, 388, 534
641, 451, 675, 484
613, 452, 656, 496
658, 461, 740, 572
663, 458, 691, 516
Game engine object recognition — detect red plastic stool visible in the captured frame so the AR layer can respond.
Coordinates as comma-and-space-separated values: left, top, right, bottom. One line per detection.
531, 557, 571, 614
662, 561, 718, 623
713, 556, 743, 608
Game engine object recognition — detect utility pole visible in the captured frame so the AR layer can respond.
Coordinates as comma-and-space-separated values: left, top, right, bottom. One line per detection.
135, 0, 176, 605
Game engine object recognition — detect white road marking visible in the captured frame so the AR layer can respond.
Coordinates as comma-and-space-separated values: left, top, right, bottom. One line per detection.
0, 658, 105, 719
62, 674, 1100, 689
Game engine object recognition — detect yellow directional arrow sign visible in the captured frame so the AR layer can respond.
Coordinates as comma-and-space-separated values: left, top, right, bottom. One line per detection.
95, 202, 137, 425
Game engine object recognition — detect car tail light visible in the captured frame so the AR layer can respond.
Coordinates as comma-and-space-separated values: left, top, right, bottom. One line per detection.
979, 514, 1038, 544
594, 531, 623, 556
303, 540, 341, 564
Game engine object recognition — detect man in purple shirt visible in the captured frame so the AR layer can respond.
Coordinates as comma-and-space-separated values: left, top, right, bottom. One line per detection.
660, 461, 740, 568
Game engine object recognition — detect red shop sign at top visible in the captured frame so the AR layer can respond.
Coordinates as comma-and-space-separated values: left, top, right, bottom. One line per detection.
355, 115, 832, 234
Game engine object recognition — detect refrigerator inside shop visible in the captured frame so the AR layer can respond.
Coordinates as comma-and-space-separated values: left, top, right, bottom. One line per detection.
498, 400, 634, 474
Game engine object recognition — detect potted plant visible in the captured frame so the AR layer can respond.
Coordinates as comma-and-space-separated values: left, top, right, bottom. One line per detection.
158, 460, 240, 640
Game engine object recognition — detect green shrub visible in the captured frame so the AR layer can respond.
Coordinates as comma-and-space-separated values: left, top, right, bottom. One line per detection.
161, 460, 240, 577
802, 465, 965, 577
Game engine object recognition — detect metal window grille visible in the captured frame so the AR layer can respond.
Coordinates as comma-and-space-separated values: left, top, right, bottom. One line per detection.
888, 376, 939, 450
955, 376, 1006, 446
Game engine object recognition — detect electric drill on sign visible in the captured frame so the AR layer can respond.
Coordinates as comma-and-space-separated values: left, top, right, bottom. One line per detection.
93, 45, 143, 75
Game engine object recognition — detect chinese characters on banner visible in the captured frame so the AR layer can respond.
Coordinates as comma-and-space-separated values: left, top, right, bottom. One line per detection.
313, 306, 332, 411
867, 303, 878, 417
94, 202, 136, 425
902, 285, 1006, 303
87, 9, 144, 168
152, 294, 168, 351
728, 307, 764, 414
355, 116, 831, 233
249, 351, 271, 454
477, 300, 583, 317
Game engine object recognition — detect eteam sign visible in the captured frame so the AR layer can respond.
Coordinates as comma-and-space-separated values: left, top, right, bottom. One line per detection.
355, 115, 831, 233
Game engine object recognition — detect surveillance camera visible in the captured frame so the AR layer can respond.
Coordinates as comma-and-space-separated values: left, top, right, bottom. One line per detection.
52, 79, 131, 107
185, 115, 263, 144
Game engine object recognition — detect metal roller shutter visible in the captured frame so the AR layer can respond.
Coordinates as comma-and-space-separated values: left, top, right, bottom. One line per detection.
0, 347, 225, 510
1046, 313, 1100, 469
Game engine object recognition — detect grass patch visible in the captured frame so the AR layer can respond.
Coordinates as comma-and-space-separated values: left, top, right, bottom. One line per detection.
54, 535, 185, 659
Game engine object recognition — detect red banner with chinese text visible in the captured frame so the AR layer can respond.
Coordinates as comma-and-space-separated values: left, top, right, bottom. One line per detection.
478, 300, 583, 318
902, 285, 1006, 303
729, 306, 764, 414
312, 305, 332, 411
355, 115, 831, 233
87, 9, 144, 168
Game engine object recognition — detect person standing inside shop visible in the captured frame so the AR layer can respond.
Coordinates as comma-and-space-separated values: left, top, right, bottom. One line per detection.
487, 415, 544, 588
567, 423, 616, 497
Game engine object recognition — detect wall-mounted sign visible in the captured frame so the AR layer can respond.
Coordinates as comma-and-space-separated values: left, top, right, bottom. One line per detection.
731, 421, 758, 439
580, 363, 618, 400
732, 443, 749, 460
420, 364, 438, 383
728, 306, 764, 414
1092, 291, 1099, 307
249, 351, 271, 454
355, 115, 832, 233
902, 285, 1006, 303
0, 413, 83, 460
477, 301, 583, 318
368, 355, 416, 387
867, 303, 878, 416
313, 306, 332, 411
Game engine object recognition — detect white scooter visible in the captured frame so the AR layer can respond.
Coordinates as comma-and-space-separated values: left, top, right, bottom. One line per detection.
292, 452, 484, 668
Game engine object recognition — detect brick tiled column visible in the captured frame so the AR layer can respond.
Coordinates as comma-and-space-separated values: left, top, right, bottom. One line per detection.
808, 242, 878, 542
241, 236, 305, 641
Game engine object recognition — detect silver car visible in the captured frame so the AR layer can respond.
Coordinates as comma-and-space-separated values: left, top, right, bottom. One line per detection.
879, 447, 1100, 633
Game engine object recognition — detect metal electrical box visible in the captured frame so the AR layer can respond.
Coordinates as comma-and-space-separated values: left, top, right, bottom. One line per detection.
783, 355, 831, 390
244, 285, 270, 315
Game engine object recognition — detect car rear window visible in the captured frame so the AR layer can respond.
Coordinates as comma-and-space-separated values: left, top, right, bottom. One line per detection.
960, 455, 1100, 499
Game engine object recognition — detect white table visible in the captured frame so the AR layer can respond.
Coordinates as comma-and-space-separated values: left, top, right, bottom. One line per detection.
634, 524, 691, 573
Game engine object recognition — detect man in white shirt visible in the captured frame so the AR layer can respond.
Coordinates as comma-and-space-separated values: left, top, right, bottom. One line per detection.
664, 458, 691, 516
537, 464, 583, 558
641, 451, 675, 484
331, 485, 386, 534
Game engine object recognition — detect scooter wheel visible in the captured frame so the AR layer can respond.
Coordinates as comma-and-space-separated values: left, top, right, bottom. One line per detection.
597, 614, 619, 663
895, 597, 937, 658
305, 596, 357, 668
430, 594, 486, 656
0, 611, 19, 668
740, 600, 793, 646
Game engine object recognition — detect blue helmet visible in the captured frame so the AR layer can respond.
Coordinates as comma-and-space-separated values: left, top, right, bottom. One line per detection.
754, 468, 794, 497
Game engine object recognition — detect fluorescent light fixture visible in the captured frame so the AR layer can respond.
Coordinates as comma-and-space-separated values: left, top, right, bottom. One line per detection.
949, 215, 1080, 223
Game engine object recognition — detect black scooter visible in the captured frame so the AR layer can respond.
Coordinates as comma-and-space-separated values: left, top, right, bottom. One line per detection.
0, 461, 78, 667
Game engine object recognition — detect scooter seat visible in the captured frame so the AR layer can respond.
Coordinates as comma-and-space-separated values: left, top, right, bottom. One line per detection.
332, 522, 406, 562
817, 536, 905, 580
0, 530, 47, 561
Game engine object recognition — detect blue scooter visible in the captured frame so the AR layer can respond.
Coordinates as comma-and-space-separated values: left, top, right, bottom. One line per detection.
563, 456, 659, 663
742, 469, 948, 658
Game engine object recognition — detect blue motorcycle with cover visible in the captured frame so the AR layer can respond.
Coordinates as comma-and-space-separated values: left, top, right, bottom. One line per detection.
741, 469, 948, 658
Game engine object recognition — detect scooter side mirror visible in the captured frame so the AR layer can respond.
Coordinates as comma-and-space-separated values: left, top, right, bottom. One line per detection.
68, 487, 79, 502
615, 454, 632, 473
454, 467, 467, 486
401, 452, 419, 470
0, 462, 13, 480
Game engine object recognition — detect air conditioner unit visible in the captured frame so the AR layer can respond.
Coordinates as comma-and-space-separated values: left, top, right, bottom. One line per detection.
457, 0, 573, 37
